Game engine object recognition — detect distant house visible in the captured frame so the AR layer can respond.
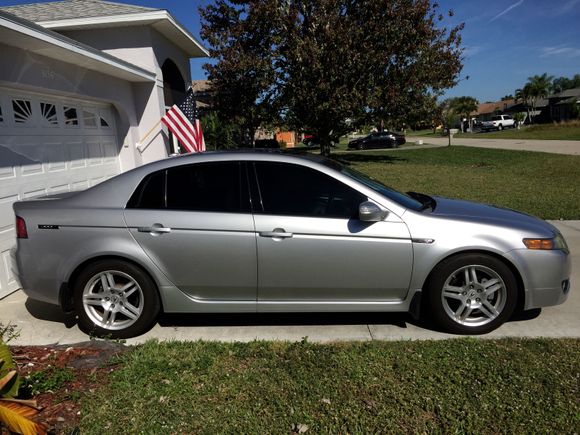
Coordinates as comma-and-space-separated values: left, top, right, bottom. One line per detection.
191, 79, 213, 113
548, 87, 580, 122
471, 99, 515, 121
0, 0, 208, 297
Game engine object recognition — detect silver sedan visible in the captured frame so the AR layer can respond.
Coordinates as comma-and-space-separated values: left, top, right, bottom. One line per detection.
12, 151, 571, 338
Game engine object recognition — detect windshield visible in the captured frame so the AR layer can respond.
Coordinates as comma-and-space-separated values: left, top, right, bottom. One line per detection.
321, 159, 424, 211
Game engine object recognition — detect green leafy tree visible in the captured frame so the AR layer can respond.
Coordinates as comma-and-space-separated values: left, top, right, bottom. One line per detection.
515, 85, 532, 124
552, 74, 580, 93
448, 96, 478, 132
525, 73, 554, 123
200, 0, 464, 155
200, 112, 241, 150
199, 1, 280, 146
513, 111, 525, 129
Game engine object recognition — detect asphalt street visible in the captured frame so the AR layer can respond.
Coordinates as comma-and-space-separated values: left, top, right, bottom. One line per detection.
1, 221, 578, 346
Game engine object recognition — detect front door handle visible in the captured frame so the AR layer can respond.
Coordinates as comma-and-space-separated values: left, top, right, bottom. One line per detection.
259, 228, 293, 239
138, 223, 172, 235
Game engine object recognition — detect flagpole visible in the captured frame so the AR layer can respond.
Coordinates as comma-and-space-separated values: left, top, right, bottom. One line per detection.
136, 120, 163, 153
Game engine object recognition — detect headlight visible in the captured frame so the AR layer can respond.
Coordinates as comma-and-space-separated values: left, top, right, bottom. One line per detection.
523, 233, 569, 253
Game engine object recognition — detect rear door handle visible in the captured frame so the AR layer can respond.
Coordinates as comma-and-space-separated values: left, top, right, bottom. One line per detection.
259, 228, 293, 239
138, 223, 172, 235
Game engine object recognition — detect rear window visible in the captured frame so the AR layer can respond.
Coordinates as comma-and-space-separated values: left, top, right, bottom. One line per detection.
127, 162, 248, 213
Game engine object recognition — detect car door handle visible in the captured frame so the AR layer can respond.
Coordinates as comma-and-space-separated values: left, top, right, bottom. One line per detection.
259, 229, 293, 239
138, 224, 172, 234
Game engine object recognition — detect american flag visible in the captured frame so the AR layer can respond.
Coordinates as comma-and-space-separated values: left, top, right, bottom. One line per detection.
161, 89, 205, 153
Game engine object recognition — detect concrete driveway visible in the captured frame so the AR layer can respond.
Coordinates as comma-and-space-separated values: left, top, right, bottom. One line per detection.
1, 221, 578, 345
411, 135, 580, 155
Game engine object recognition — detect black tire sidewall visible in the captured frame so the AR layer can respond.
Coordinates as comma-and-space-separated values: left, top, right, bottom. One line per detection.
427, 254, 517, 334
73, 260, 160, 339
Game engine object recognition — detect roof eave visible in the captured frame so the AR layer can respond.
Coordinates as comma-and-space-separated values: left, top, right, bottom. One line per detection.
38, 10, 209, 58
0, 10, 155, 83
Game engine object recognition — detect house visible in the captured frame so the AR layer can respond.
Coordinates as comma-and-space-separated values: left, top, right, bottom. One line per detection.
471, 99, 515, 122
548, 87, 580, 122
0, 0, 208, 297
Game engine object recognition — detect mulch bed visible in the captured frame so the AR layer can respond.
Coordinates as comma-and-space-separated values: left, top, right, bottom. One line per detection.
9, 341, 129, 434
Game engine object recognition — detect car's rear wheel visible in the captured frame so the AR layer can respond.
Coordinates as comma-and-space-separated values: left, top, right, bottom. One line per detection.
426, 254, 517, 334
73, 260, 160, 338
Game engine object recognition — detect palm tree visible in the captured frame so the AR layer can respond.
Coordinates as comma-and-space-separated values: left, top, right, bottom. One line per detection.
515, 86, 532, 125
449, 96, 478, 132
525, 73, 554, 123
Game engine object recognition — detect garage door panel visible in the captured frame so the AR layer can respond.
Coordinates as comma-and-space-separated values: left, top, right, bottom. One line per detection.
72, 180, 89, 191
46, 142, 67, 172
0, 193, 18, 234
0, 89, 121, 298
87, 139, 103, 165
1, 248, 17, 293
69, 141, 87, 168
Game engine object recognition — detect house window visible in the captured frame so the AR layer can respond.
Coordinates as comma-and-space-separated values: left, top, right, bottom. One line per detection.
64, 106, 78, 126
83, 109, 97, 128
12, 99, 33, 124
40, 102, 58, 126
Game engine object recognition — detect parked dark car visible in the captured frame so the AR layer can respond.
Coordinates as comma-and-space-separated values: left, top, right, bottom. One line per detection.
348, 131, 405, 150
302, 134, 339, 147
254, 139, 280, 149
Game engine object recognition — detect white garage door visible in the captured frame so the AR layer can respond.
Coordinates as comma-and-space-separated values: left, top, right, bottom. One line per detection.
0, 88, 121, 298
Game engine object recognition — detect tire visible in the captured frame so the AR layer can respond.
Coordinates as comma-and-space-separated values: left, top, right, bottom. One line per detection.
357, 143, 365, 150
73, 259, 160, 338
498, 124, 503, 131
426, 253, 517, 334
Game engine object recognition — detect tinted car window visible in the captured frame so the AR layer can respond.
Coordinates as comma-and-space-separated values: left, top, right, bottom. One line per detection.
254, 162, 366, 218
128, 162, 247, 213
127, 170, 165, 209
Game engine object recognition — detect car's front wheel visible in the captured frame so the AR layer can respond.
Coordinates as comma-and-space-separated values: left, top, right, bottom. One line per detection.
426, 254, 517, 334
73, 260, 160, 338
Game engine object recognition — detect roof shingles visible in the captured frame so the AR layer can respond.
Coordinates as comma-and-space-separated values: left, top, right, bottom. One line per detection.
0, 0, 160, 23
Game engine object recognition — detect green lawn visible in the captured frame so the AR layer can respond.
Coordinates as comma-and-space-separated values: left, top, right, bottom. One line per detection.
79, 338, 580, 434
333, 146, 580, 219
454, 122, 580, 140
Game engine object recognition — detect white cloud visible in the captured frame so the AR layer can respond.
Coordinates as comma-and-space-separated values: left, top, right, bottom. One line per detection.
553, 0, 580, 15
489, 0, 525, 22
540, 46, 580, 58
463, 46, 484, 57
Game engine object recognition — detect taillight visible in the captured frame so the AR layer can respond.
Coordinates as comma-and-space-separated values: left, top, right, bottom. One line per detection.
16, 216, 28, 239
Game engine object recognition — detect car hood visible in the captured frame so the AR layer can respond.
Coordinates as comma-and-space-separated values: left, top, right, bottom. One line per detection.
429, 196, 557, 236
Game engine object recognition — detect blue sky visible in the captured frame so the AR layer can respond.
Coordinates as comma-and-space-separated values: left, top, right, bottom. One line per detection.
2, 0, 579, 103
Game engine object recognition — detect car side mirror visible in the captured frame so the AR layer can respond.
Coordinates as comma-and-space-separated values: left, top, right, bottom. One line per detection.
359, 201, 388, 222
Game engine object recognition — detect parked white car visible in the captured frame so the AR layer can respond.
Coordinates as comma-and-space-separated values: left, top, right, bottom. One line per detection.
481, 115, 515, 131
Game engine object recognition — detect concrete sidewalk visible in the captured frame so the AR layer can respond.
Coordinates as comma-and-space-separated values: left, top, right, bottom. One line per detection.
411, 136, 580, 155
1, 221, 578, 345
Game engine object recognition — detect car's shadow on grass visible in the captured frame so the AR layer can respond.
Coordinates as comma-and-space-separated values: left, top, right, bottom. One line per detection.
333, 153, 408, 165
